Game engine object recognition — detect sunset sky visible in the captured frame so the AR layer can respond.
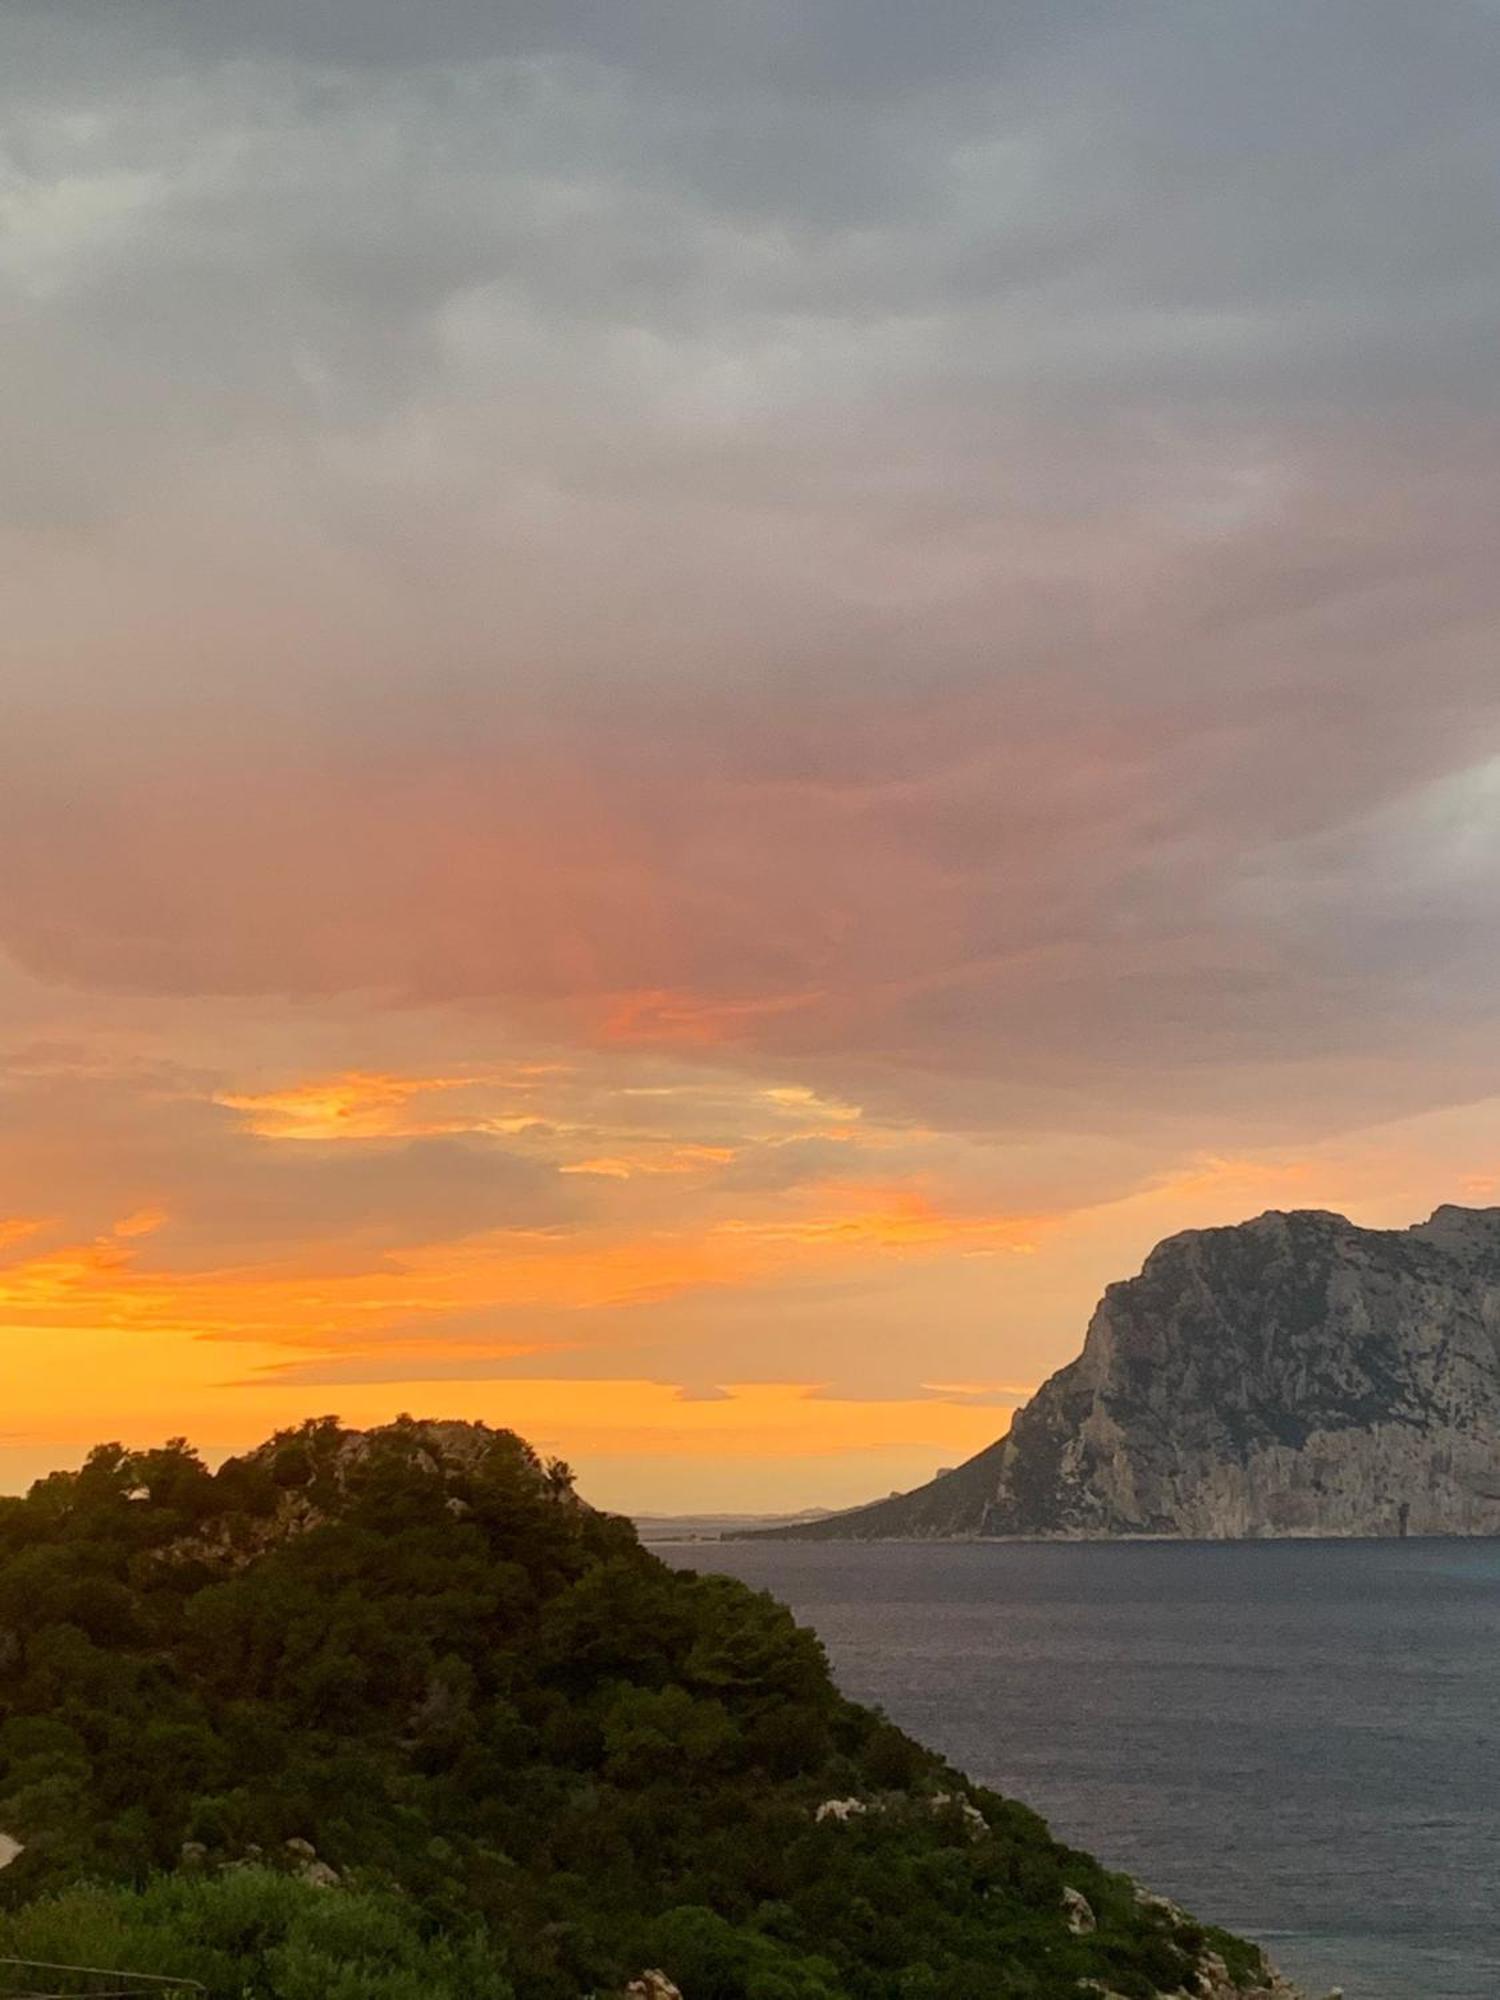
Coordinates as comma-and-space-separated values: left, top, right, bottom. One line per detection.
4, 1, 1500, 1512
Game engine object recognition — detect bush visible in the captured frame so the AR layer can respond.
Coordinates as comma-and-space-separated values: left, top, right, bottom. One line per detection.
0, 1869, 511, 2000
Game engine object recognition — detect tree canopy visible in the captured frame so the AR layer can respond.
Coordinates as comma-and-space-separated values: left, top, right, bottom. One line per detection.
0, 1418, 1266, 2000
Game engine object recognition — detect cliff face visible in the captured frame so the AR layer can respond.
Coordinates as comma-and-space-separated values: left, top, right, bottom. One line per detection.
754, 1205, 1500, 1540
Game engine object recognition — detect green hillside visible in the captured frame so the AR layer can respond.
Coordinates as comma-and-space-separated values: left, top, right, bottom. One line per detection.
0, 1418, 1274, 1999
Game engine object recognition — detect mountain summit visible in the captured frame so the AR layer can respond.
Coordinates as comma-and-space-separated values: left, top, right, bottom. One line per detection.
750, 1205, 1500, 1540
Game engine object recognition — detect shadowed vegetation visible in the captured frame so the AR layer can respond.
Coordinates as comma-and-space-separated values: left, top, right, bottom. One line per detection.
0, 1419, 1269, 1999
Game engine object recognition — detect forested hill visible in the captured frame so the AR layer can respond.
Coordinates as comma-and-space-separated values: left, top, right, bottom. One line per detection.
0, 1417, 1288, 1999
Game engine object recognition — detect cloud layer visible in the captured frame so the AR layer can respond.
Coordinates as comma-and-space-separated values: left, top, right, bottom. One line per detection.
3, 1, 1500, 1504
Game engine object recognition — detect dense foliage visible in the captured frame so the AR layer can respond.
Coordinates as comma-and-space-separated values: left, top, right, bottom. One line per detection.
0, 1867, 506, 2000
0, 1419, 1265, 1998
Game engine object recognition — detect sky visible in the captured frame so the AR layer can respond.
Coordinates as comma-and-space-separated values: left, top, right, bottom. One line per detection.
3, 1, 1500, 1513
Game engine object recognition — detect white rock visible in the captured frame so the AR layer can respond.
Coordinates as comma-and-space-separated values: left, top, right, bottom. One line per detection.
626, 1972, 683, 2000
930, 1791, 989, 1839
1061, 1884, 1096, 1934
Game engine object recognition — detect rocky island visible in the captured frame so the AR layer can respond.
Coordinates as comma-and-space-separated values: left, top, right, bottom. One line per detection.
748, 1205, 1500, 1541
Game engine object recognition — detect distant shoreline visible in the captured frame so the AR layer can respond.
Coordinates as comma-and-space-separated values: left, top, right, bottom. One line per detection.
652, 1529, 1500, 1547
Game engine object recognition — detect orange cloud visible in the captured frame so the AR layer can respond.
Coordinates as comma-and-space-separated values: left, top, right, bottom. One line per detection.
217, 1069, 503, 1140
1143, 1153, 1323, 1205
209, 1063, 869, 1181
919, 1380, 1031, 1398
560, 1144, 739, 1180
600, 988, 823, 1047
719, 1182, 1045, 1257
0, 1169, 1046, 1366
114, 1207, 169, 1238
760, 1082, 864, 1135
0, 1237, 141, 1314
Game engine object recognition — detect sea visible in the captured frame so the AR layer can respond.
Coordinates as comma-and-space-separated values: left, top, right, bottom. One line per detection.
653, 1537, 1500, 2000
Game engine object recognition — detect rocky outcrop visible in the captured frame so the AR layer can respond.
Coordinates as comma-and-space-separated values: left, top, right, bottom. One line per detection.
1183, 1959, 1317, 2000
750, 1205, 1500, 1540
1127, 1889, 1313, 1999
626, 1975, 684, 2000
163, 1417, 586, 1571
1062, 1884, 1096, 1934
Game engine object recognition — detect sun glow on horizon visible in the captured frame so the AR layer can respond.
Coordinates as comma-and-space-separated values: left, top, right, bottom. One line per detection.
6, 1015, 1499, 1507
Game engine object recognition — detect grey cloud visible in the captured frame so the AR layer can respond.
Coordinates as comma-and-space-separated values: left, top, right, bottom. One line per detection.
8, 3, 1499, 431
4, 0, 1500, 1156
14, 1, 1103, 98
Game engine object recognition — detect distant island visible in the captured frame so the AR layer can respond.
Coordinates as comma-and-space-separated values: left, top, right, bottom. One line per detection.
743, 1205, 1500, 1541
0, 1417, 1303, 1998
633, 1508, 837, 1542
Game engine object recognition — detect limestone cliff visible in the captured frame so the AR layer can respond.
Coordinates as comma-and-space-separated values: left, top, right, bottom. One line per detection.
751, 1204, 1500, 1540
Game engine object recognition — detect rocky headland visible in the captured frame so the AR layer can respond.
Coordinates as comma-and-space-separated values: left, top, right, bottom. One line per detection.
748, 1204, 1500, 1541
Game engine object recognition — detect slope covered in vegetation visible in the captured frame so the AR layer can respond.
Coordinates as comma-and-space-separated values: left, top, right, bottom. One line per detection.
0, 1418, 1279, 1998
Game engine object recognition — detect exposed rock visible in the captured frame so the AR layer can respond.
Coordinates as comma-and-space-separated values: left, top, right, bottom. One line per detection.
165, 1418, 585, 1573
930, 1790, 989, 1839
0, 1832, 22, 1870
284, 1836, 339, 1887
1061, 1884, 1096, 1934
626, 1973, 683, 2000
814, 1796, 869, 1823
1131, 1881, 1309, 1997
1189, 1956, 1305, 2000
179, 1840, 209, 1868
1085, 1954, 1305, 2000
813, 1789, 994, 1847
748, 1206, 1500, 1540
1135, 1886, 1191, 1925
1189, 1947, 1234, 1996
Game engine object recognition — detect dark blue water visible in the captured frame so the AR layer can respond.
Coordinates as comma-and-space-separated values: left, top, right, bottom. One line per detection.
655, 1538, 1500, 2000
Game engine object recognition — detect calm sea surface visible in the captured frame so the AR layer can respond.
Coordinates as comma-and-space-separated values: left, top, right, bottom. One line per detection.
654, 1538, 1500, 2000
